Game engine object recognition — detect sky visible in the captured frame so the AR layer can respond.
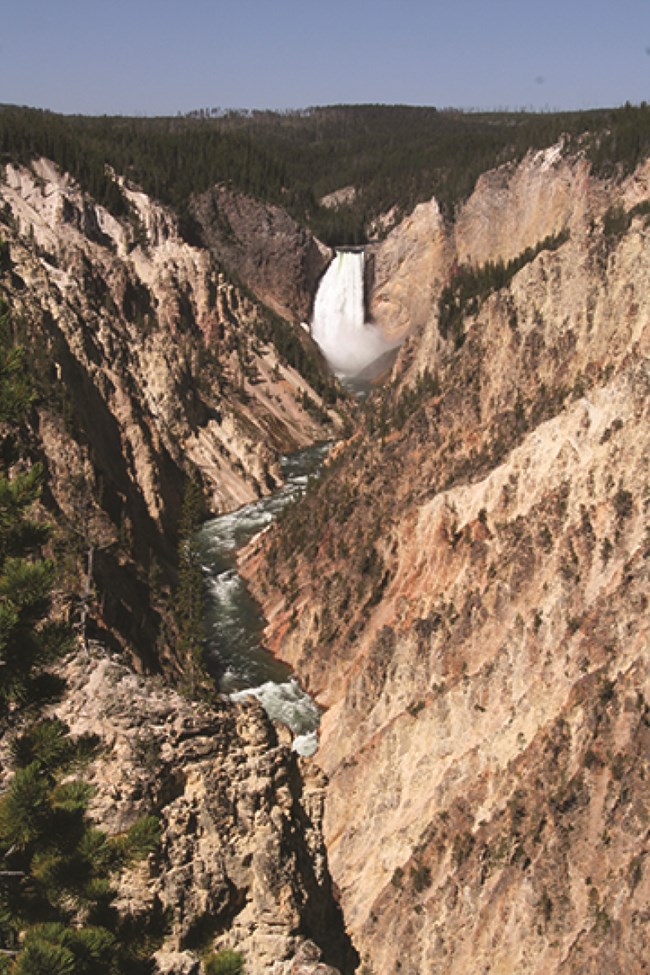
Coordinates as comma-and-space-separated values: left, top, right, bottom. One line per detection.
1, 0, 649, 116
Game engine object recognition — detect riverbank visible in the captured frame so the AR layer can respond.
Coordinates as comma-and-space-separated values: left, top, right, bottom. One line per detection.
196, 441, 333, 755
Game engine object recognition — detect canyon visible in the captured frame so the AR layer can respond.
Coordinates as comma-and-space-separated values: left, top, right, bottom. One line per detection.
0, 157, 348, 972
244, 147, 650, 974
0, 118, 648, 975
0, 158, 340, 671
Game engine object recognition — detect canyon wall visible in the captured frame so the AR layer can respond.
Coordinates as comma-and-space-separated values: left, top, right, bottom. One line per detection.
367, 145, 628, 349
191, 184, 331, 322
34, 651, 354, 975
244, 149, 650, 973
0, 158, 338, 668
0, 156, 360, 974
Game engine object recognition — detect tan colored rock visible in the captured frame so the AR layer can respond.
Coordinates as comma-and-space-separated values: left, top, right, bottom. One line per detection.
368, 196, 450, 341
453, 146, 596, 267
0, 159, 336, 520
51, 650, 352, 975
244, 153, 650, 974
153, 950, 200, 975
0, 157, 339, 664
367, 146, 650, 380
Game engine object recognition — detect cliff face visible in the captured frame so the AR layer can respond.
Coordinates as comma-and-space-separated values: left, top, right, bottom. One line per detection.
191, 184, 331, 322
368, 146, 626, 349
0, 158, 359, 972
25, 649, 354, 975
243, 149, 650, 973
0, 158, 338, 667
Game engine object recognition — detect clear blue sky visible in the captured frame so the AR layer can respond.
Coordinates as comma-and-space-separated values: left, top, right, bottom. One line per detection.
2, 0, 648, 115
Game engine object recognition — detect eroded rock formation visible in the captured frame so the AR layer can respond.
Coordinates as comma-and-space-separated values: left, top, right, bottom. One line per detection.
0, 155, 358, 973
38, 651, 354, 975
0, 158, 338, 667
244, 148, 650, 974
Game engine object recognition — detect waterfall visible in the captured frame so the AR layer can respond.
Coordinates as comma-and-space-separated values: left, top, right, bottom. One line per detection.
311, 250, 395, 377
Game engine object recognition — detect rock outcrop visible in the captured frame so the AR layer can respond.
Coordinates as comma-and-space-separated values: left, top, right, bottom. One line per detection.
191, 184, 331, 322
367, 194, 450, 341
37, 650, 355, 975
243, 148, 650, 973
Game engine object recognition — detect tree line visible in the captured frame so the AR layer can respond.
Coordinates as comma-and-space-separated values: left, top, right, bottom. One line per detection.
2, 102, 650, 246
438, 229, 570, 346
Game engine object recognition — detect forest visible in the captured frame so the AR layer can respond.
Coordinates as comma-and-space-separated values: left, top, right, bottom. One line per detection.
2, 102, 650, 244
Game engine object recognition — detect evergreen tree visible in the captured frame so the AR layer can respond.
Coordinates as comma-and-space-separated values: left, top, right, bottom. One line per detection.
204, 949, 245, 975
0, 301, 161, 972
0, 304, 69, 720
0, 724, 160, 972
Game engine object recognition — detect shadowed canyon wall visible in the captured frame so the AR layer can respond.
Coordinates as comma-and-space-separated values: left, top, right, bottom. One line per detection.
0, 158, 339, 670
191, 183, 332, 323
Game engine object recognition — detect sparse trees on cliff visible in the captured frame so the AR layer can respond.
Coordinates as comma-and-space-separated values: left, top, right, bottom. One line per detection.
0, 301, 162, 972
437, 230, 570, 347
0, 307, 69, 719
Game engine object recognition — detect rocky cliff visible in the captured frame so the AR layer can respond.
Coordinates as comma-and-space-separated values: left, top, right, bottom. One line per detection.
35, 649, 355, 975
368, 144, 616, 346
243, 147, 650, 973
191, 184, 331, 322
0, 156, 360, 973
0, 158, 339, 669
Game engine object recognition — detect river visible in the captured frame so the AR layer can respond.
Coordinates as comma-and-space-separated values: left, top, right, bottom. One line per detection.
195, 441, 331, 757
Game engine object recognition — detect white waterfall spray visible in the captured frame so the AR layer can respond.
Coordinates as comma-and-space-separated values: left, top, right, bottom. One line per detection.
311, 250, 395, 377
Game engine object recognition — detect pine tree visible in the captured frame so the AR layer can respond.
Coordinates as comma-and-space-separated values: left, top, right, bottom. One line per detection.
0, 720, 161, 971
204, 949, 245, 975
13, 923, 116, 975
0, 305, 70, 720
0, 301, 161, 972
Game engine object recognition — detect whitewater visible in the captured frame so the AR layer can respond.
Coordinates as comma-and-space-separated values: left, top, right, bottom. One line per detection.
311, 249, 397, 377
197, 253, 395, 755
196, 443, 330, 757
